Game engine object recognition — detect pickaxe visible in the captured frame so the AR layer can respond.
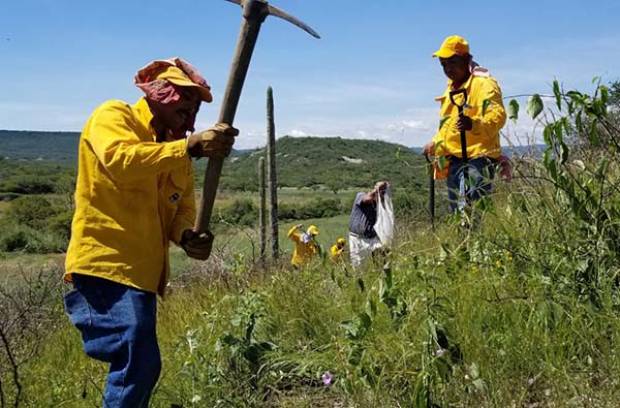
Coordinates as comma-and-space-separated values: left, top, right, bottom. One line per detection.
194, 0, 320, 241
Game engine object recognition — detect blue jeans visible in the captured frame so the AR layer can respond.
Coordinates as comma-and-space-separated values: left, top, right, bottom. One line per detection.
447, 157, 496, 212
64, 274, 161, 408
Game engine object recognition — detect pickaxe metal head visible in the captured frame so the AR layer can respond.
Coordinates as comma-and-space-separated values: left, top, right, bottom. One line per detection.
224, 0, 321, 39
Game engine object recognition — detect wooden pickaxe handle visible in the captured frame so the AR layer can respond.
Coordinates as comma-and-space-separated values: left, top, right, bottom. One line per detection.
194, 2, 266, 234
194, 0, 319, 235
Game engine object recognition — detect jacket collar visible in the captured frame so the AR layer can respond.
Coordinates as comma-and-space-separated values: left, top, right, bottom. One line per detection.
132, 97, 157, 140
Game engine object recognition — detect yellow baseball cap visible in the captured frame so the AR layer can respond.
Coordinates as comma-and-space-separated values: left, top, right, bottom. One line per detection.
337, 238, 346, 245
432, 35, 470, 59
307, 225, 319, 236
156, 65, 213, 103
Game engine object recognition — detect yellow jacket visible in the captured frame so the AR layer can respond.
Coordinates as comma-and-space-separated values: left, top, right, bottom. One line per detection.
432, 72, 506, 159
330, 244, 345, 262
64, 98, 195, 296
287, 226, 320, 267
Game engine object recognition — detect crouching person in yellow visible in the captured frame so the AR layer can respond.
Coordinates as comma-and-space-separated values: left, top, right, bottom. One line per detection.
287, 224, 321, 267
330, 237, 347, 263
63, 58, 238, 408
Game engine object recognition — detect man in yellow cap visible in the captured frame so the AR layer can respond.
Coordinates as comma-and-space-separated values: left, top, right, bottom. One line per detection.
287, 223, 322, 267
330, 237, 347, 262
62, 57, 237, 407
423, 35, 506, 212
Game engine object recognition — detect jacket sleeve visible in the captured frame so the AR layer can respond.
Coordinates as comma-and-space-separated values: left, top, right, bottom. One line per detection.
471, 79, 507, 143
85, 101, 188, 182
171, 166, 197, 245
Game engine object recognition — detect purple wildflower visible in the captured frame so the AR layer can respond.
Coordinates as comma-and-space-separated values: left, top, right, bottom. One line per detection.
321, 371, 333, 386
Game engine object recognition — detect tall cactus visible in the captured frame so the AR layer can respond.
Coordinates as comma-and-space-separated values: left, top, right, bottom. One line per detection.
267, 86, 279, 259
258, 156, 266, 264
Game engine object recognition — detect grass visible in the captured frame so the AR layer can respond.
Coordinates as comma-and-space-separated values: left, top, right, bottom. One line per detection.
169, 214, 350, 277
214, 187, 357, 206
7, 78, 620, 407
10, 178, 620, 406
18, 189, 620, 406
0, 252, 64, 285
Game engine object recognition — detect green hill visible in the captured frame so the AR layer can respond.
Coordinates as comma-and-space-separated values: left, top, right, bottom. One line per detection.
217, 136, 427, 192
0, 130, 80, 163
0, 131, 428, 193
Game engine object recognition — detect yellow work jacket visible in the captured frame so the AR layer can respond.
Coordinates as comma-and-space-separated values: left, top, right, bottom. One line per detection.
330, 244, 345, 262
287, 226, 320, 267
432, 72, 506, 159
64, 97, 196, 296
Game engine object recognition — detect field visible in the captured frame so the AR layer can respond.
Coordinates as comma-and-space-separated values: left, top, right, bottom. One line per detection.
2, 81, 620, 406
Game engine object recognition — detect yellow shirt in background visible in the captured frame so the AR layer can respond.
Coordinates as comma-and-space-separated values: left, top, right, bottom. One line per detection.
287, 226, 320, 267
330, 244, 345, 262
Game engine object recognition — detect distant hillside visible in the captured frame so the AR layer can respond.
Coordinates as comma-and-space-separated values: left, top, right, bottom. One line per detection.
0, 130, 251, 164
0, 131, 426, 191
0, 130, 80, 163
217, 136, 427, 192
410, 144, 545, 158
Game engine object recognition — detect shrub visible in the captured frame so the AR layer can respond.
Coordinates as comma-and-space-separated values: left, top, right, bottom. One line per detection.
278, 197, 345, 221
0, 175, 56, 194
0, 227, 30, 252
48, 210, 73, 242
0, 192, 21, 201
6, 196, 58, 229
216, 199, 258, 227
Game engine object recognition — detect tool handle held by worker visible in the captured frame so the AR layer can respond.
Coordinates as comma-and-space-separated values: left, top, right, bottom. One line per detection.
424, 153, 436, 229
195, 6, 265, 234
449, 88, 468, 111
449, 88, 469, 163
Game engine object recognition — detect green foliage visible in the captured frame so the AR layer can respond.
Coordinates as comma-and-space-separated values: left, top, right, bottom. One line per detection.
0, 130, 80, 162
48, 210, 73, 241
11, 79, 620, 407
215, 198, 258, 227
6, 196, 57, 229
279, 197, 345, 221
0, 175, 55, 194
0, 159, 75, 196
526, 94, 544, 119
609, 80, 620, 106
0, 225, 30, 252
482, 99, 491, 116
0, 195, 72, 253
0, 223, 67, 253
508, 99, 519, 122
217, 137, 427, 193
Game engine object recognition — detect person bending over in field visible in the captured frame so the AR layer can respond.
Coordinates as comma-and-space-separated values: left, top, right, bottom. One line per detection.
287, 223, 322, 268
348, 181, 392, 268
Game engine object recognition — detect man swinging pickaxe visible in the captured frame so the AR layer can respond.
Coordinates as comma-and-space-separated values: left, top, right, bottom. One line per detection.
193, 0, 319, 256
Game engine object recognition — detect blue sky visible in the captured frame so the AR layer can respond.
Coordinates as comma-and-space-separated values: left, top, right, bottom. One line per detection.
1, 0, 619, 148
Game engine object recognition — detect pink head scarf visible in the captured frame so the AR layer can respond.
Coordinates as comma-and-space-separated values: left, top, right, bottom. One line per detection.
134, 57, 213, 104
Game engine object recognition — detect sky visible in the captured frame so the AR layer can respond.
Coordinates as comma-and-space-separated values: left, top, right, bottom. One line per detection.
1, 0, 619, 149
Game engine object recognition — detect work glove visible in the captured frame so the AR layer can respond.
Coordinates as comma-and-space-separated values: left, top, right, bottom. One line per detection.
186, 123, 238, 158
180, 229, 214, 260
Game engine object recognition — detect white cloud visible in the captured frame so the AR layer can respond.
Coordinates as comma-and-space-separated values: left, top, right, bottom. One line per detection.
289, 129, 308, 137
